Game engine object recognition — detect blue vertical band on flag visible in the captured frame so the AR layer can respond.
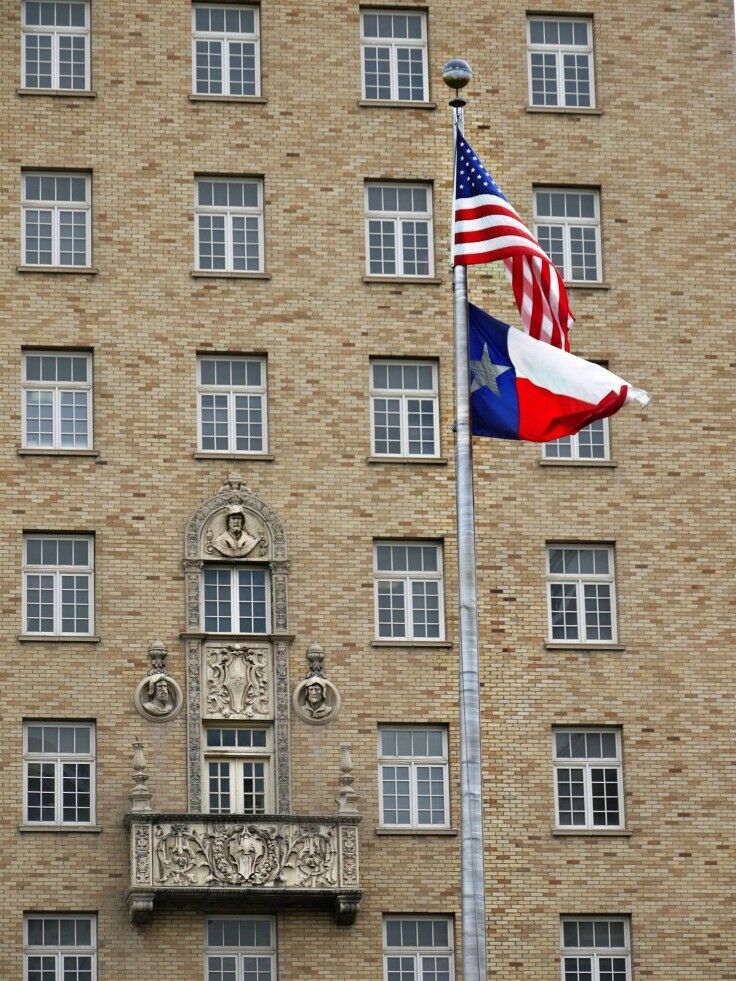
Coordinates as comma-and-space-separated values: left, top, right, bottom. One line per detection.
468, 304, 519, 440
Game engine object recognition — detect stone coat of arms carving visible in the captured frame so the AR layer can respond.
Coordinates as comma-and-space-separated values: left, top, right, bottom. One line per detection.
205, 645, 271, 719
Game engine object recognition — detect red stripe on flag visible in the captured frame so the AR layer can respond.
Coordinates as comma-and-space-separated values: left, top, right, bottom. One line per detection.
516, 378, 628, 442
454, 223, 542, 247
454, 202, 521, 222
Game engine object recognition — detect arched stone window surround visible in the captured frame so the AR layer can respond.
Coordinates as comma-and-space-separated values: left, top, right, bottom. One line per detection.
183, 473, 291, 813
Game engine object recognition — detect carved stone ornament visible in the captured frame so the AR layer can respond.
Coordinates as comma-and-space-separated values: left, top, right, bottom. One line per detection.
205, 644, 272, 719
153, 821, 338, 889
292, 641, 341, 726
204, 503, 268, 560
134, 641, 184, 723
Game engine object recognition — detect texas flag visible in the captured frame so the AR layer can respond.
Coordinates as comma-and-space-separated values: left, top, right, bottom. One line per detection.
469, 303, 649, 442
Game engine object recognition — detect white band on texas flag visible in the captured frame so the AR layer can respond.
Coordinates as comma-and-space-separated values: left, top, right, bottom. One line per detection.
468, 303, 649, 442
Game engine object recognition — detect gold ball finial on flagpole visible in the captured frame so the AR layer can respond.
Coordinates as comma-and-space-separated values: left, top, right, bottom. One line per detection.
442, 58, 472, 104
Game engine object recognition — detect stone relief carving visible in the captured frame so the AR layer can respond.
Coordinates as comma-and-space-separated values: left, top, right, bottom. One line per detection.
134, 824, 152, 885
134, 641, 184, 723
340, 825, 359, 887
153, 822, 337, 889
204, 504, 268, 560
274, 640, 291, 813
205, 644, 271, 719
185, 638, 203, 811
292, 642, 341, 725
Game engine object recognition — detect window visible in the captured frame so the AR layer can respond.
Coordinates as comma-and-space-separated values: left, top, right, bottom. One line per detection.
192, 4, 260, 97
202, 566, 269, 634
195, 178, 264, 273
561, 917, 631, 981
527, 17, 594, 108
543, 418, 609, 461
23, 535, 94, 636
197, 356, 267, 454
22, 172, 91, 268
365, 183, 433, 277
21, 1, 90, 92
374, 542, 443, 640
205, 917, 276, 981
22, 351, 92, 450
553, 729, 623, 829
383, 917, 454, 981
370, 360, 438, 458
534, 188, 601, 283
361, 10, 428, 102
23, 722, 95, 827
204, 726, 272, 815
24, 914, 96, 981
378, 727, 448, 829
546, 545, 616, 643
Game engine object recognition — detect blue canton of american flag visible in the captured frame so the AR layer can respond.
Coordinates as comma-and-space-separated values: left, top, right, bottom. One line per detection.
453, 133, 574, 351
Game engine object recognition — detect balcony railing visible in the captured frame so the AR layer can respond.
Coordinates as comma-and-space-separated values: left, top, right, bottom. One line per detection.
125, 741, 362, 924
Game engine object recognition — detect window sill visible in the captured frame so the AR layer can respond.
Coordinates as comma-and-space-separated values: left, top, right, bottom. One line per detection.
539, 459, 617, 469
17, 88, 97, 99
179, 631, 295, 642
363, 275, 443, 286
18, 448, 99, 457
193, 452, 274, 461
371, 640, 452, 649
17, 634, 101, 643
18, 824, 102, 833
564, 281, 611, 290
191, 270, 271, 280
545, 642, 625, 652
367, 455, 448, 466
552, 828, 631, 837
358, 99, 437, 110
17, 265, 98, 275
189, 94, 267, 104
526, 105, 602, 116
375, 826, 457, 836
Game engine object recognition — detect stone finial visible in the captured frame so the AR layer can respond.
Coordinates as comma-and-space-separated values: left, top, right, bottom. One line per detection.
306, 641, 326, 678
219, 469, 250, 493
148, 640, 168, 674
336, 744, 359, 816
130, 738, 152, 813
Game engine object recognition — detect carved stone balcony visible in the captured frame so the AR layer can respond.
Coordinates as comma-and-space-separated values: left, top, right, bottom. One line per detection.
126, 813, 361, 924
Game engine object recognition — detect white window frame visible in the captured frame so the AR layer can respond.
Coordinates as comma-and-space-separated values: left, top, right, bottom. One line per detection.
360, 9, 429, 103
203, 725, 273, 815
552, 728, 624, 830
205, 916, 276, 981
560, 917, 631, 981
196, 355, 268, 454
383, 916, 455, 981
527, 16, 595, 109
21, 1, 91, 92
533, 187, 602, 284
378, 726, 449, 829
23, 721, 96, 827
21, 351, 93, 451
191, 3, 261, 98
364, 182, 434, 278
22, 534, 95, 637
542, 417, 610, 461
546, 544, 617, 644
201, 565, 270, 635
24, 914, 97, 981
374, 540, 445, 641
370, 359, 439, 459
21, 171, 92, 269
194, 177, 264, 273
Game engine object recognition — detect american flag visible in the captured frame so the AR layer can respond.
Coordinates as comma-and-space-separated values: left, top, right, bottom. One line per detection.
453, 133, 574, 351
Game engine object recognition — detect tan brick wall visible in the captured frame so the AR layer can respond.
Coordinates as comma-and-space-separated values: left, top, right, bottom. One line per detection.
0, 0, 734, 978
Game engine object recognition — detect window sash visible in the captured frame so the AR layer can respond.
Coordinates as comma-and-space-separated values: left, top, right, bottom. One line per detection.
24, 914, 97, 981
543, 418, 609, 461
360, 15, 429, 105
21, 174, 91, 268
195, 193, 264, 272
23, 537, 94, 636
560, 918, 631, 981
21, 2, 90, 91
378, 733, 449, 828
22, 354, 93, 450
365, 185, 434, 277
205, 756, 271, 814
533, 190, 601, 283
202, 567, 270, 634
197, 359, 267, 453
383, 917, 455, 981
554, 762, 623, 830
370, 361, 439, 456
527, 18, 594, 109
191, 5, 261, 97
546, 547, 616, 643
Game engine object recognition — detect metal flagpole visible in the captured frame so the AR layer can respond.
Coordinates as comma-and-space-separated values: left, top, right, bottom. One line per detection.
442, 59, 487, 981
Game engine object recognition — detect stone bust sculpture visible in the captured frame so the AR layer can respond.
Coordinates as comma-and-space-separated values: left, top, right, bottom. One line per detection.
303, 679, 331, 720
211, 505, 260, 558
292, 644, 341, 725
134, 642, 184, 722
142, 675, 175, 716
